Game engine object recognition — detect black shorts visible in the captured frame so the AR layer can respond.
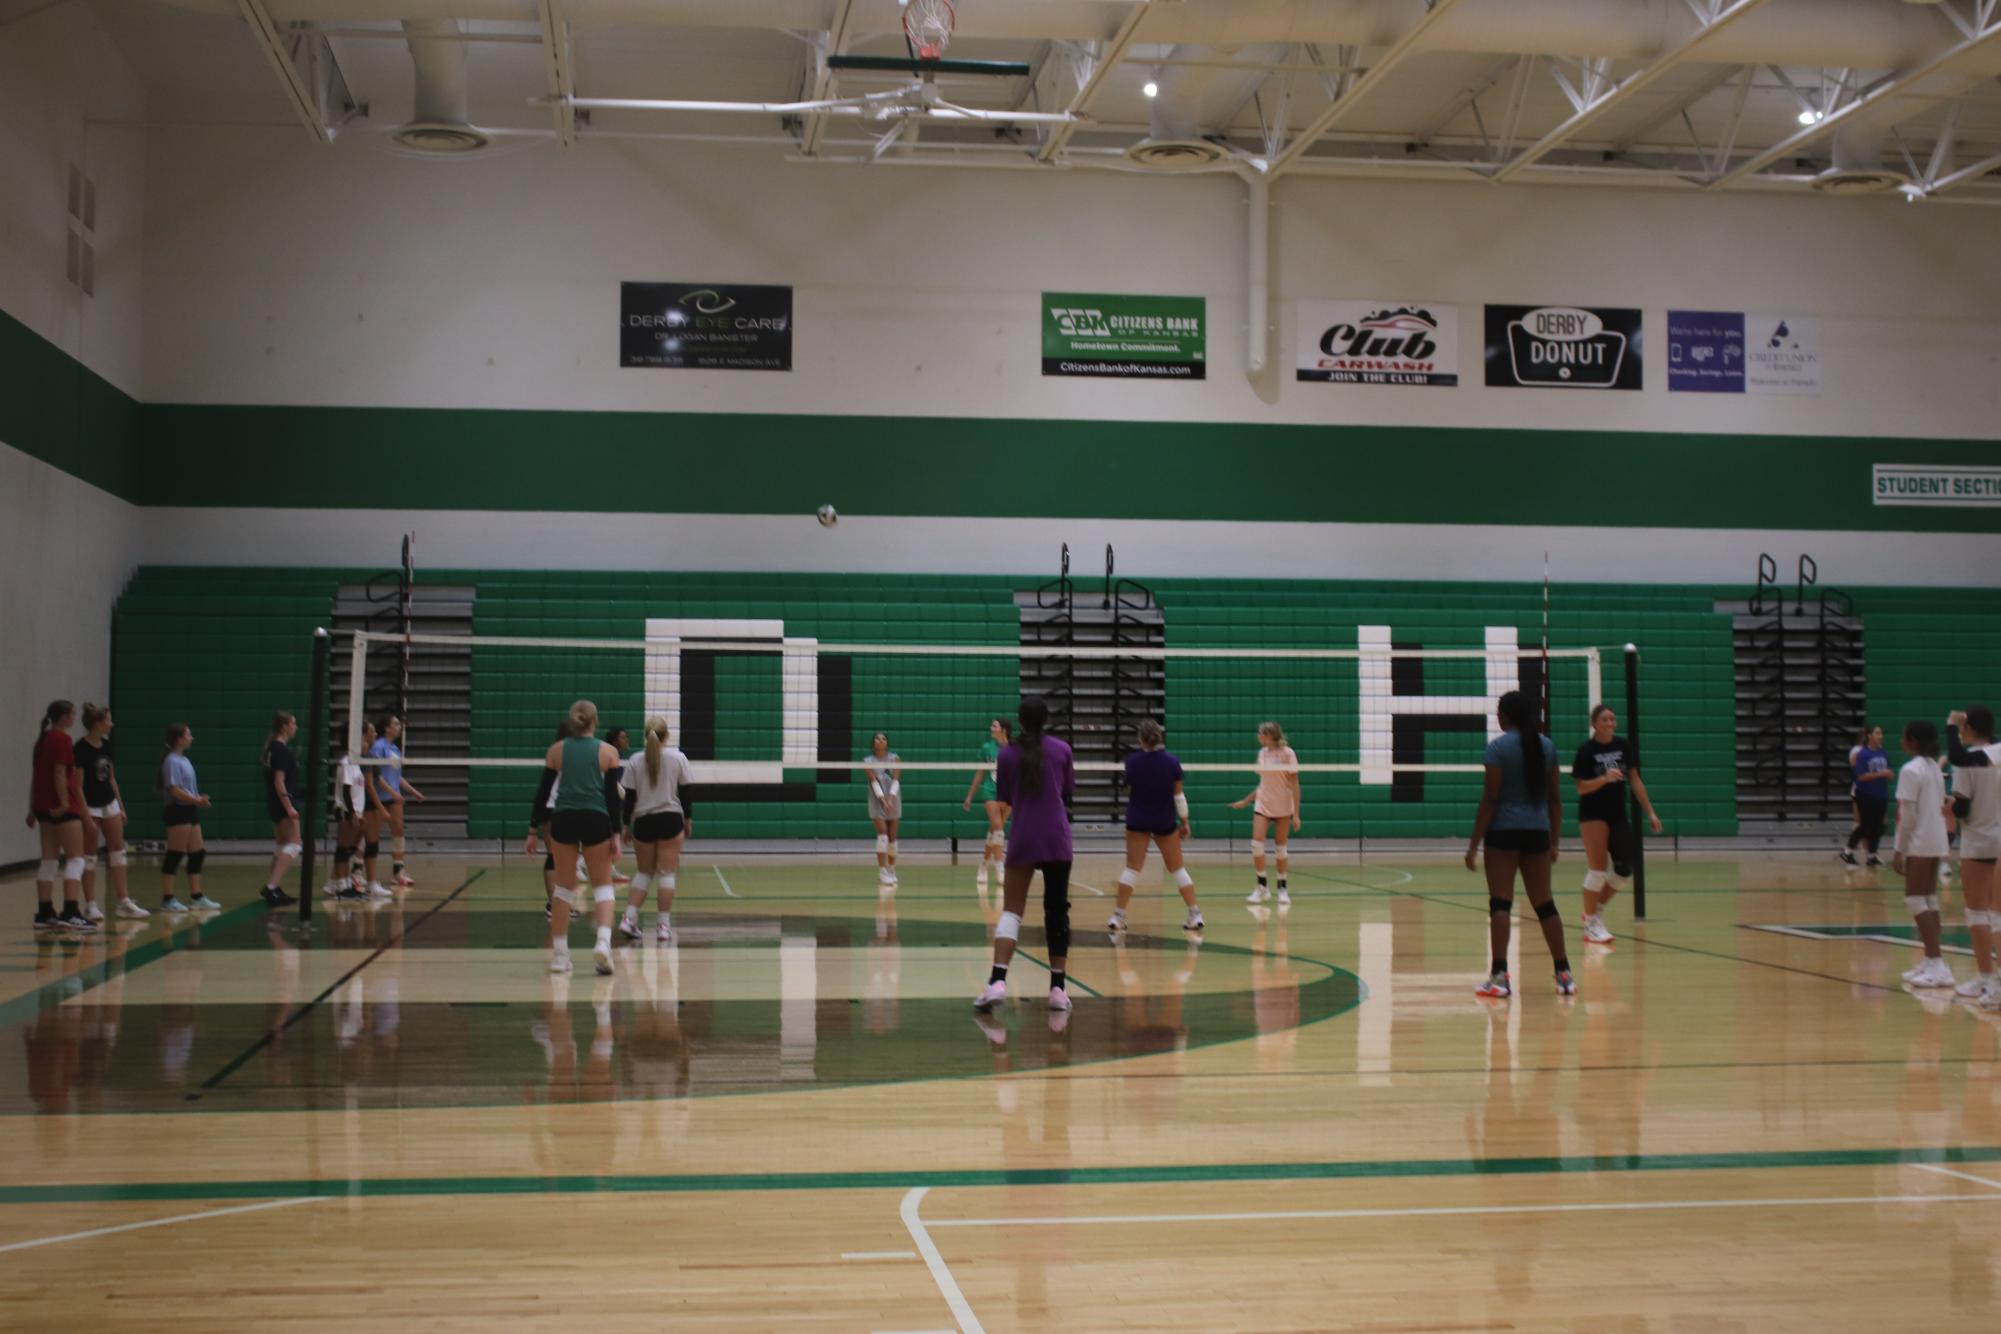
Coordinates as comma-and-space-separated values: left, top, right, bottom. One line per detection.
632, 811, 686, 843
268, 797, 298, 825
1485, 828, 1551, 854
36, 810, 80, 827
1125, 820, 1179, 839
548, 809, 612, 849
163, 805, 202, 829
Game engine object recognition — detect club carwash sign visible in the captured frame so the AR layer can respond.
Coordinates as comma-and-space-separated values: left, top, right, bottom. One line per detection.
1873, 464, 2001, 508
1296, 301, 1458, 386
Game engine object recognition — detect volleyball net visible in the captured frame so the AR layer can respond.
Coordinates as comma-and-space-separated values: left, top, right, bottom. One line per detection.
333, 626, 1614, 840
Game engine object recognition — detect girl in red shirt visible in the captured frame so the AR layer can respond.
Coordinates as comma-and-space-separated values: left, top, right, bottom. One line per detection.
28, 700, 93, 932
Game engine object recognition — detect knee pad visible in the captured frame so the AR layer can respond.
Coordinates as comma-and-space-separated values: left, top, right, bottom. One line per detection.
1906, 894, 1935, 917
552, 887, 577, 907
1174, 868, 1195, 889
1535, 899, 1560, 922
1582, 870, 1607, 891
1117, 868, 1139, 888
593, 883, 617, 905
63, 857, 87, 881
281, 842, 303, 859
875, 834, 889, 854
335, 844, 354, 865
1966, 909, 1991, 929
1489, 896, 1513, 916
365, 841, 381, 859
187, 850, 206, 873
995, 910, 1022, 942
986, 831, 1004, 850
36, 859, 58, 882
887, 840, 898, 859
108, 850, 127, 868
629, 873, 651, 894
162, 851, 183, 874
660, 873, 676, 891
1274, 847, 1289, 863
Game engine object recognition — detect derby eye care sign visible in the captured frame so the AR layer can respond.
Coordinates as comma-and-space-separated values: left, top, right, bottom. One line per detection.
621, 282, 793, 370
1485, 304, 1643, 390
1042, 293, 1206, 379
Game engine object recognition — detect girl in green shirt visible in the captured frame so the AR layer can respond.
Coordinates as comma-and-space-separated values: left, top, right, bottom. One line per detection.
961, 718, 1012, 896
542, 699, 624, 977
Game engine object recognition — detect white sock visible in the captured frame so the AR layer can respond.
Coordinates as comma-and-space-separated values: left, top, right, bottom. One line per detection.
659, 911, 671, 928
596, 925, 612, 949
552, 938, 570, 955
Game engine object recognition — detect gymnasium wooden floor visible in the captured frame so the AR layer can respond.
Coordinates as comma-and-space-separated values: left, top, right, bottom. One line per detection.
3, 848, 1999, 1331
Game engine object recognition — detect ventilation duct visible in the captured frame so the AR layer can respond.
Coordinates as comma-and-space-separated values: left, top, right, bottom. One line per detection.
390, 19, 489, 154
1810, 122, 1911, 194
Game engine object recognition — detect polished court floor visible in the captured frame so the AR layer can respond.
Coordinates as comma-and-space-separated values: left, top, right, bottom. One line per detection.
3, 848, 1999, 1330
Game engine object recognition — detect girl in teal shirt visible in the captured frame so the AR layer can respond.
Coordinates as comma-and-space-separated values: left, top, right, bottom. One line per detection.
961, 718, 1012, 896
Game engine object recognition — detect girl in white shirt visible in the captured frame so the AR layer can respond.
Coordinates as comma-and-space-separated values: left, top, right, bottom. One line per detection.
618, 716, 695, 943
1894, 720, 1955, 991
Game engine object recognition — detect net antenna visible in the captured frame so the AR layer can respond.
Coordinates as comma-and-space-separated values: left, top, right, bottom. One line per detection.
903, 0, 955, 61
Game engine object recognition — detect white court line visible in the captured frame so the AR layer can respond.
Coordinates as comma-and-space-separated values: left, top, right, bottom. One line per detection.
0, 1196, 326, 1255
712, 865, 740, 899
1913, 1163, 2001, 1191
925, 1191, 2001, 1230
1071, 880, 1105, 897
899, 1187, 983, 1334
843, 1250, 919, 1260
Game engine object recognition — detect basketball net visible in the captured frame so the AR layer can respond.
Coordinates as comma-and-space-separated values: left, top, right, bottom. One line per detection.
904, 0, 954, 61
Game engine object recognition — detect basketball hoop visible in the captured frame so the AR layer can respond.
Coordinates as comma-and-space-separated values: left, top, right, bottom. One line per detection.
903, 0, 954, 61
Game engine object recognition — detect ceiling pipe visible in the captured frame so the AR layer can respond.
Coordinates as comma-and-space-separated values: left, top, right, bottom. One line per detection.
392, 18, 490, 151
1243, 170, 1270, 380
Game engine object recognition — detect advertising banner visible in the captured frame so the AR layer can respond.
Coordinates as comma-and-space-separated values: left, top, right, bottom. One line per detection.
1042, 292, 1205, 379
620, 282, 793, 370
1484, 304, 1643, 390
1745, 314, 1821, 395
1666, 310, 1745, 393
1296, 301, 1458, 386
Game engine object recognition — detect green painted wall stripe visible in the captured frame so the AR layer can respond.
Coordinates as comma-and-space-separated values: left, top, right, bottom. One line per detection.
0, 306, 141, 499
6, 1145, 1997, 1206
139, 403, 2000, 533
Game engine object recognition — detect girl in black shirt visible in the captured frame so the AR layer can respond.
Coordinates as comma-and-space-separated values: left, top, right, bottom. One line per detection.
260, 711, 302, 907
1572, 704, 1662, 944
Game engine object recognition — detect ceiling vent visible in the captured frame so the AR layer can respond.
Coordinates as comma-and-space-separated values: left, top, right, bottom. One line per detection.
394, 19, 490, 155
1123, 138, 1229, 171
1810, 122, 1909, 195
391, 121, 490, 154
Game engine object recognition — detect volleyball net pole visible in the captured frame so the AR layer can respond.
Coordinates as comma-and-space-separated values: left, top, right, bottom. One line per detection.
297, 626, 330, 925
1625, 641, 1647, 921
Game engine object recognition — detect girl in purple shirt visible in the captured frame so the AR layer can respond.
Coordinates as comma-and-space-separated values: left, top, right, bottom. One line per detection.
1110, 719, 1205, 935
974, 697, 1077, 1017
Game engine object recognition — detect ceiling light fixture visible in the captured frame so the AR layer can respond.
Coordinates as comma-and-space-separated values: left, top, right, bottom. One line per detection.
1798, 108, 1823, 125
1143, 77, 1160, 98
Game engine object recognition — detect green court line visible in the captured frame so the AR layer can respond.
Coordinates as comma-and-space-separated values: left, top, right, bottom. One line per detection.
6, 1145, 1997, 1207
0, 902, 270, 1030
1010, 948, 1104, 998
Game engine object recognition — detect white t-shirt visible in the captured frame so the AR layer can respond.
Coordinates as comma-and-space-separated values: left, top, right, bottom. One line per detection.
1896, 757, 1949, 857
337, 755, 366, 813
1953, 741, 2001, 846
624, 748, 694, 817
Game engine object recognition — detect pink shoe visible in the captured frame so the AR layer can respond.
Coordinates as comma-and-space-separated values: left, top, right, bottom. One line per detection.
972, 980, 1007, 1012
1047, 987, 1073, 1012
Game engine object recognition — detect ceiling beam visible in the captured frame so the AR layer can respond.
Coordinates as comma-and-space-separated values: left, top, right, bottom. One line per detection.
1037, 0, 1152, 163
1709, 1, 2001, 189
1925, 146, 2001, 194
536, 0, 575, 145
1268, 0, 1468, 178
1491, 0, 1775, 181
236, 0, 336, 142
800, 0, 858, 157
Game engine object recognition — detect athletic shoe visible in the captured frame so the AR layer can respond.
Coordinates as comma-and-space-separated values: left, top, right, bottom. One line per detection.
322, 880, 341, 897
1909, 958, 1958, 989
1276, 888, 1291, 907
84, 902, 105, 923
1555, 970, 1577, 996
335, 885, 368, 903
1867, 856, 1883, 868
367, 882, 393, 900
611, 871, 630, 885
260, 886, 298, 907
972, 980, 1007, 1012
548, 950, 572, 974
395, 871, 416, 887
32, 914, 63, 933
1980, 981, 2001, 1012
161, 898, 191, 913
1901, 960, 1932, 983
188, 894, 223, 911
1047, 987, 1073, 1012
113, 899, 149, 920
56, 908, 97, 931
1247, 887, 1269, 904
1956, 975, 1992, 999
1183, 909, 1206, 932
618, 912, 643, 941
1107, 909, 1127, 932
1475, 971, 1512, 999
1583, 916, 1615, 945
1837, 850, 1859, 867
592, 942, 614, 975
656, 919, 673, 942
878, 868, 893, 885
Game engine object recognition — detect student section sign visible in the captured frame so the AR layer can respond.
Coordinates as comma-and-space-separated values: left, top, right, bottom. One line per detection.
1042, 293, 1206, 379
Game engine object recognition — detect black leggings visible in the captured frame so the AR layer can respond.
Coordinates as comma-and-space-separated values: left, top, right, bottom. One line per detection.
1849, 802, 1887, 854
1006, 859, 1073, 959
